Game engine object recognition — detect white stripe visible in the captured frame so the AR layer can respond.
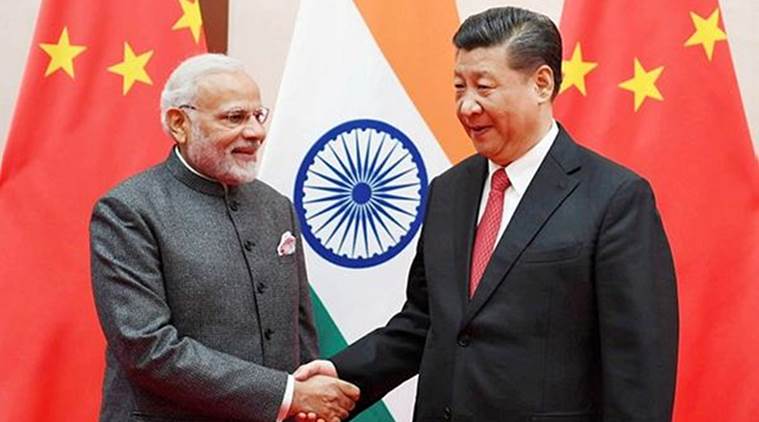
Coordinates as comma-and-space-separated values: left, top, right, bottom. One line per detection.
259, 0, 454, 420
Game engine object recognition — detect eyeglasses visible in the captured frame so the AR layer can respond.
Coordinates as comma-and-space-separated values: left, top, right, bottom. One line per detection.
179, 104, 271, 129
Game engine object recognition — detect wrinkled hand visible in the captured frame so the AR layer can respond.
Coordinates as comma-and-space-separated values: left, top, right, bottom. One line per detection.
289, 374, 359, 422
293, 359, 338, 381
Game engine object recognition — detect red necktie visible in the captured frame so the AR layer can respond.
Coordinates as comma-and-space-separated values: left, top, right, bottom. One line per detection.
469, 168, 510, 298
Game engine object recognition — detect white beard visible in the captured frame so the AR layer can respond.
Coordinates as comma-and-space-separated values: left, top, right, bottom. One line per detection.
185, 123, 260, 186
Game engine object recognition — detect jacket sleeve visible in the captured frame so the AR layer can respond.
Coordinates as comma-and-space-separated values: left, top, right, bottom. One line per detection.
594, 177, 678, 422
90, 196, 287, 422
329, 179, 437, 415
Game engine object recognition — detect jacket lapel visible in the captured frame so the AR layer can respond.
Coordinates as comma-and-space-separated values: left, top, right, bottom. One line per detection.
450, 156, 489, 307
461, 128, 583, 327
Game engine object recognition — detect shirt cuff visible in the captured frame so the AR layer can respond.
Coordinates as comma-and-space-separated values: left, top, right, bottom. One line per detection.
276, 374, 294, 422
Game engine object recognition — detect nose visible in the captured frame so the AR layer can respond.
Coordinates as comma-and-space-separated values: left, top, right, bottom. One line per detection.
241, 119, 266, 142
457, 94, 482, 117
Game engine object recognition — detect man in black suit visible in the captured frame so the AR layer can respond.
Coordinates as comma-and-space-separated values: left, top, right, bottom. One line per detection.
297, 7, 678, 422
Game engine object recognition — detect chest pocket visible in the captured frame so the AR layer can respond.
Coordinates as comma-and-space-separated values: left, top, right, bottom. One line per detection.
521, 242, 584, 263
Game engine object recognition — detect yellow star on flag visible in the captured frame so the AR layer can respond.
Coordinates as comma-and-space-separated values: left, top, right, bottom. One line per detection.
560, 42, 598, 95
618, 58, 664, 112
107, 42, 154, 95
172, 0, 203, 43
684, 7, 727, 61
39, 27, 87, 79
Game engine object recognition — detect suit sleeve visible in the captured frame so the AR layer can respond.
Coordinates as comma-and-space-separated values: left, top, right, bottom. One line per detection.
90, 196, 287, 422
290, 202, 319, 364
329, 179, 436, 415
594, 177, 678, 422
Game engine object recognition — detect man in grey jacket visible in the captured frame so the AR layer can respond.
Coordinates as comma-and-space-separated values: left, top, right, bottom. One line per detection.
90, 54, 358, 422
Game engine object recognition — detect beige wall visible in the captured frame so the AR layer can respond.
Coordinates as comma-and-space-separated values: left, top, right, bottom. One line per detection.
722, 0, 759, 143
0, 0, 41, 164
1, 1, 757, 160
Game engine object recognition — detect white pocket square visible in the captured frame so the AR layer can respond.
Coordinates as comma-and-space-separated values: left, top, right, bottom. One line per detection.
277, 231, 297, 256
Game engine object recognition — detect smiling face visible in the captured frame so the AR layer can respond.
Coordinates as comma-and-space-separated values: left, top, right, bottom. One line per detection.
454, 44, 554, 166
174, 70, 267, 186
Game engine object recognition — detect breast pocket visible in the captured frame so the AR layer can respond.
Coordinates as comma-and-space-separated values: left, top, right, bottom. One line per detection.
521, 242, 584, 263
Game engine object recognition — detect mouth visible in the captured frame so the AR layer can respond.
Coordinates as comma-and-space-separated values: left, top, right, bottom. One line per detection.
468, 125, 492, 137
231, 144, 260, 160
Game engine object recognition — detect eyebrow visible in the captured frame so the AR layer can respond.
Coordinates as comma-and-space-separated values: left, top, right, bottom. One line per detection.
217, 105, 254, 115
453, 69, 497, 79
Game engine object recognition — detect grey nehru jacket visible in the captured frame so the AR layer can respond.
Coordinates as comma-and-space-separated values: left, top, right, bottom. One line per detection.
90, 149, 318, 421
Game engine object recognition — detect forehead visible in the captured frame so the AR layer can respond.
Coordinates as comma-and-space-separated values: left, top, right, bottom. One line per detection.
454, 45, 512, 77
194, 70, 260, 110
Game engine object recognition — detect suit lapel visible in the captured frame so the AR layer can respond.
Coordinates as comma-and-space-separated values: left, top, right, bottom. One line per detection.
461, 128, 582, 327
450, 156, 489, 307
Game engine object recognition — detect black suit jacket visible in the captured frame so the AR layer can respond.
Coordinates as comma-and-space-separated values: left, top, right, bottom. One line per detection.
331, 126, 678, 422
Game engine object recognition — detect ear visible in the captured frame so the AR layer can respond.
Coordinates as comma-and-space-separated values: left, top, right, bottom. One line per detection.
533, 64, 555, 103
166, 108, 190, 145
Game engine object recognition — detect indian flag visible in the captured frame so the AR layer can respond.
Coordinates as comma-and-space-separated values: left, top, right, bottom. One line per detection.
258, 0, 465, 420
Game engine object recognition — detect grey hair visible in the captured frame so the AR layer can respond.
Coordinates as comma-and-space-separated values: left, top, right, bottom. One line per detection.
160, 53, 246, 133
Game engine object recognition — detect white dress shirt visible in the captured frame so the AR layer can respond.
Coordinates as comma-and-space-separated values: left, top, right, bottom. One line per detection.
476, 121, 559, 243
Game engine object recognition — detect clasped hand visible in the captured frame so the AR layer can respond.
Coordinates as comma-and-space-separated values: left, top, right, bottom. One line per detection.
288, 360, 359, 422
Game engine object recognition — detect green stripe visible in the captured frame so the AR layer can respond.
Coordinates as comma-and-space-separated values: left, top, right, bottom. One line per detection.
310, 288, 397, 422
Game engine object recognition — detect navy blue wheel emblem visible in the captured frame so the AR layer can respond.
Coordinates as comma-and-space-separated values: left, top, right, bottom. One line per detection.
294, 119, 428, 268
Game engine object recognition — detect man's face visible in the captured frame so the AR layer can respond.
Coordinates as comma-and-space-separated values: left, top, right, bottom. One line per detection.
454, 45, 545, 166
183, 70, 266, 186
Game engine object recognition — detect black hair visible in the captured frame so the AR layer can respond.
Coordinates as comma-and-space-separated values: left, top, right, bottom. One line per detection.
453, 7, 563, 98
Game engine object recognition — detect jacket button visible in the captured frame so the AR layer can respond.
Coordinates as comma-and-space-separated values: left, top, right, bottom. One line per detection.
244, 240, 254, 251
457, 334, 470, 347
264, 328, 274, 340
443, 406, 451, 420
257, 283, 267, 294
229, 200, 240, 211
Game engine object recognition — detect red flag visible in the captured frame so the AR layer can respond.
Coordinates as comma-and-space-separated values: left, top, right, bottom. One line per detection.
0, 0, 206, 419
555, 1, 759, 420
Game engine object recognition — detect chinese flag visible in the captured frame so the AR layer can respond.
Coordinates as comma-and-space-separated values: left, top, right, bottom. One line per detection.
555, 0, 759, 421
0, 0, 206, 420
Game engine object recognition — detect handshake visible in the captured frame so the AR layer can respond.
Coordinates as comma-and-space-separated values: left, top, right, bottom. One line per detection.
288, 360, 360, 422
